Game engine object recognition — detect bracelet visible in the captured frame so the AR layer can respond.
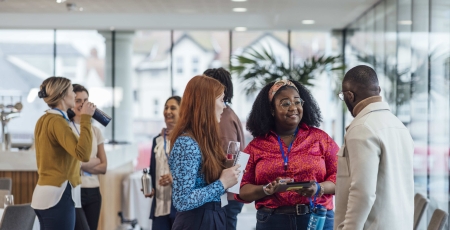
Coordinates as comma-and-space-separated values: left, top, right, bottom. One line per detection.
262, 184, 271, 196
318, 183, 325, 197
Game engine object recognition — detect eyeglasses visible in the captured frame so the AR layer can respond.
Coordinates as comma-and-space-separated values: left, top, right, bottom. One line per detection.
279, 98, 304, 110
338, 91, 351, 101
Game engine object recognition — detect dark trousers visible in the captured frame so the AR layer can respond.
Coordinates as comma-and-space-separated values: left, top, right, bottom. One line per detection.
79, 187, 102, 230
152, 213, 176, 230
75, 208, 90, 230
255, 209, 334, 230
172, 202, 226, 230
34, 183, 75, 230
224, 200, 244, 230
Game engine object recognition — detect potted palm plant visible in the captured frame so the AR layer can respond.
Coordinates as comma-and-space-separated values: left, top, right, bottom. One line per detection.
230, 46, 344, 96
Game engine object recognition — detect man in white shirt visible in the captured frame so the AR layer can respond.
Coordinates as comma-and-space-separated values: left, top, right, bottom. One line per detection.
334, 65, 414, 230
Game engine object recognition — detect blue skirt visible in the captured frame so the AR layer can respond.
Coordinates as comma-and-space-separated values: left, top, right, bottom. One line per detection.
172, 202, 226, 230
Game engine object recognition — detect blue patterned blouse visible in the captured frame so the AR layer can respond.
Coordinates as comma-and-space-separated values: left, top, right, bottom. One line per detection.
169, 136, 225, 212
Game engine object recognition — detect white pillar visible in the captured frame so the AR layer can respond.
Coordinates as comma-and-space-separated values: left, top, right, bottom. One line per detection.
99, 31, 135, 143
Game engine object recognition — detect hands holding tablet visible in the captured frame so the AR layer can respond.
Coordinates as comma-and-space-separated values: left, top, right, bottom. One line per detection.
263, 178, 318, 197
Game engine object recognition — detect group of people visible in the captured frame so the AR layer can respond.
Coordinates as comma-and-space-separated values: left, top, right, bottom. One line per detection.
31, 64, 414, 230
31, 78, 106, 229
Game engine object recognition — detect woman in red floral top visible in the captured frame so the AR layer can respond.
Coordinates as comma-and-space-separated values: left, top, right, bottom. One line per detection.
235, 80, 339, 230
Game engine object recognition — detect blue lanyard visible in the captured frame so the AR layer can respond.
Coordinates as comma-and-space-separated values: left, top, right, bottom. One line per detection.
163, 131, 169, 161
71, 121, 80, 136
52, 108, 69, 122
309, 182, 321, 210
276, 127, 299, 171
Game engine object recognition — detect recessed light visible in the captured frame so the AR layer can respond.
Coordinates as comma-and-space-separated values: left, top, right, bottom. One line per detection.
233, 8, 247, 12
398, 20, 412, 25
79, 7, 83, 11
56, 0, 66, 3
302, 20, 315, 25
232, 0, 247, 2
235, 27, 247, 32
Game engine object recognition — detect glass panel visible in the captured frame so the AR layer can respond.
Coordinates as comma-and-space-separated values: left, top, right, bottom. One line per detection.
410, 0, 430, 228
132, 30, 172, 170
429, 0, 450, 226
173, 31, 230, 96
0, 30, 54, 148
290, 31, 341, 139
231, 31, 288, 143
385, 0, 398, 111
397, 0, 412, 125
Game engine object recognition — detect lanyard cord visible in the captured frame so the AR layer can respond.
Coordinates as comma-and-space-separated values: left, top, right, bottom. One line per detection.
309, 181, 321, 210
277, 127, 299, 171
72, 121, 80, 136
52, 108, 69, 122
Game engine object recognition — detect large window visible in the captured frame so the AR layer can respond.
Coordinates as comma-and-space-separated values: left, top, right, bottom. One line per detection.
344, 0, 450, 227
0, 30, 54, 146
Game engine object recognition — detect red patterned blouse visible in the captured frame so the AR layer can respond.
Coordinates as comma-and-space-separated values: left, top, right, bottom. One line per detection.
235, 123, 339, 210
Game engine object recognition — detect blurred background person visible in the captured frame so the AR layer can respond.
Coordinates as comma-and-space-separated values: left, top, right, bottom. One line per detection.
69, 84, 107, 230
169, 75, 240, 230
235, 80, 338, 230
203, 68, 245, 230
143, 96, 181, 230
32, 77, 95, 230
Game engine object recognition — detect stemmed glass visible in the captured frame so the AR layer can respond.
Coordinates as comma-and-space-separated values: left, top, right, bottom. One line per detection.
226, 141, 240, 163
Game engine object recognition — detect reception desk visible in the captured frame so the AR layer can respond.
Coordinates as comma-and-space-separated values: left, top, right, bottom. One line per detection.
0, 143, 138, 230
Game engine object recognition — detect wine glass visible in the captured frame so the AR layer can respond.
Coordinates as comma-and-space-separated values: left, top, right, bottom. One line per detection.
226, 141, 240, 161
4, 195, 13, 208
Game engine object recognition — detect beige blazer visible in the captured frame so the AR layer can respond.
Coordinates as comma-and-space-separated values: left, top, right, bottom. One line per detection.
334, 102, 414, 230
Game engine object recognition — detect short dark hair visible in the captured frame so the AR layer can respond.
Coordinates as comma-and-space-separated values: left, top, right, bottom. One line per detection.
343, 65, 379, 87
246, 81, 323, 138
203, 68, 233, 103
165, 96, 181, 105
72, 84, 89, 96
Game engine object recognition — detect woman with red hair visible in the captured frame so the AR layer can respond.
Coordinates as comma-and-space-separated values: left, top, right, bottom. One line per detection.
169, 75, 241, 230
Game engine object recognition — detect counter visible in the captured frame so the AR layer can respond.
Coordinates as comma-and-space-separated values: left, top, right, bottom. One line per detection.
0, 143, 138, 230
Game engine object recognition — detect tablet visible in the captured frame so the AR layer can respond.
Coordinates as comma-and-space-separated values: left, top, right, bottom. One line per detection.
279, 181, 315, 192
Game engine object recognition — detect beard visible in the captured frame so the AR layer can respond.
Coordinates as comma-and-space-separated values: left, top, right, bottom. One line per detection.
344, 99, 355, 117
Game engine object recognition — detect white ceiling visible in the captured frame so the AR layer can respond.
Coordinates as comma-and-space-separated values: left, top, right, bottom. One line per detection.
0, 0, 380, 30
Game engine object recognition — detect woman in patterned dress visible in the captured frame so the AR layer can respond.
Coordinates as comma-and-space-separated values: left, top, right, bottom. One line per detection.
169, 75, 241, 230
235, 80, 339, 230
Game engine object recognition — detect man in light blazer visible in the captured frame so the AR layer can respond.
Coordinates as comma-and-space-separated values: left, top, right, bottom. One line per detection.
334, 65, 414, 230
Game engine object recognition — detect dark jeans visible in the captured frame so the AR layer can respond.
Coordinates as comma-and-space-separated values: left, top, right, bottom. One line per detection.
172, 202, 226, 230
224, 200, 244, 230
256, 209, 334, 230
81, 187, 102, 230
34, 183, 75, 230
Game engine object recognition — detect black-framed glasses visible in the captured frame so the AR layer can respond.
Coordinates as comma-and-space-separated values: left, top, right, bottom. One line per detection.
279, 98, 304, 110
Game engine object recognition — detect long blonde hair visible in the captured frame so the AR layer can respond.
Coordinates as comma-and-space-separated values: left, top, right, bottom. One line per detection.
39, 77, 72, 108
170, 75, 226, 184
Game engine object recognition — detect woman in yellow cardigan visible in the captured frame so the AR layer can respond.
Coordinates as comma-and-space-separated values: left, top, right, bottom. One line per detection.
31, 76, 96, 230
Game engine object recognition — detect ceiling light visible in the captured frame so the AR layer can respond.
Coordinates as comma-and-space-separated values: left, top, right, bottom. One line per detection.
235, 27, 247, 32
302, 20, 315, 25
398, 20, 412, 25
56, 0, 66, 3
232, 0, 247, 2
233, 8, 247, 12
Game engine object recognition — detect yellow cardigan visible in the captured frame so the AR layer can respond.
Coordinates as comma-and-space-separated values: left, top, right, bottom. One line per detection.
34, 113, 92, 187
